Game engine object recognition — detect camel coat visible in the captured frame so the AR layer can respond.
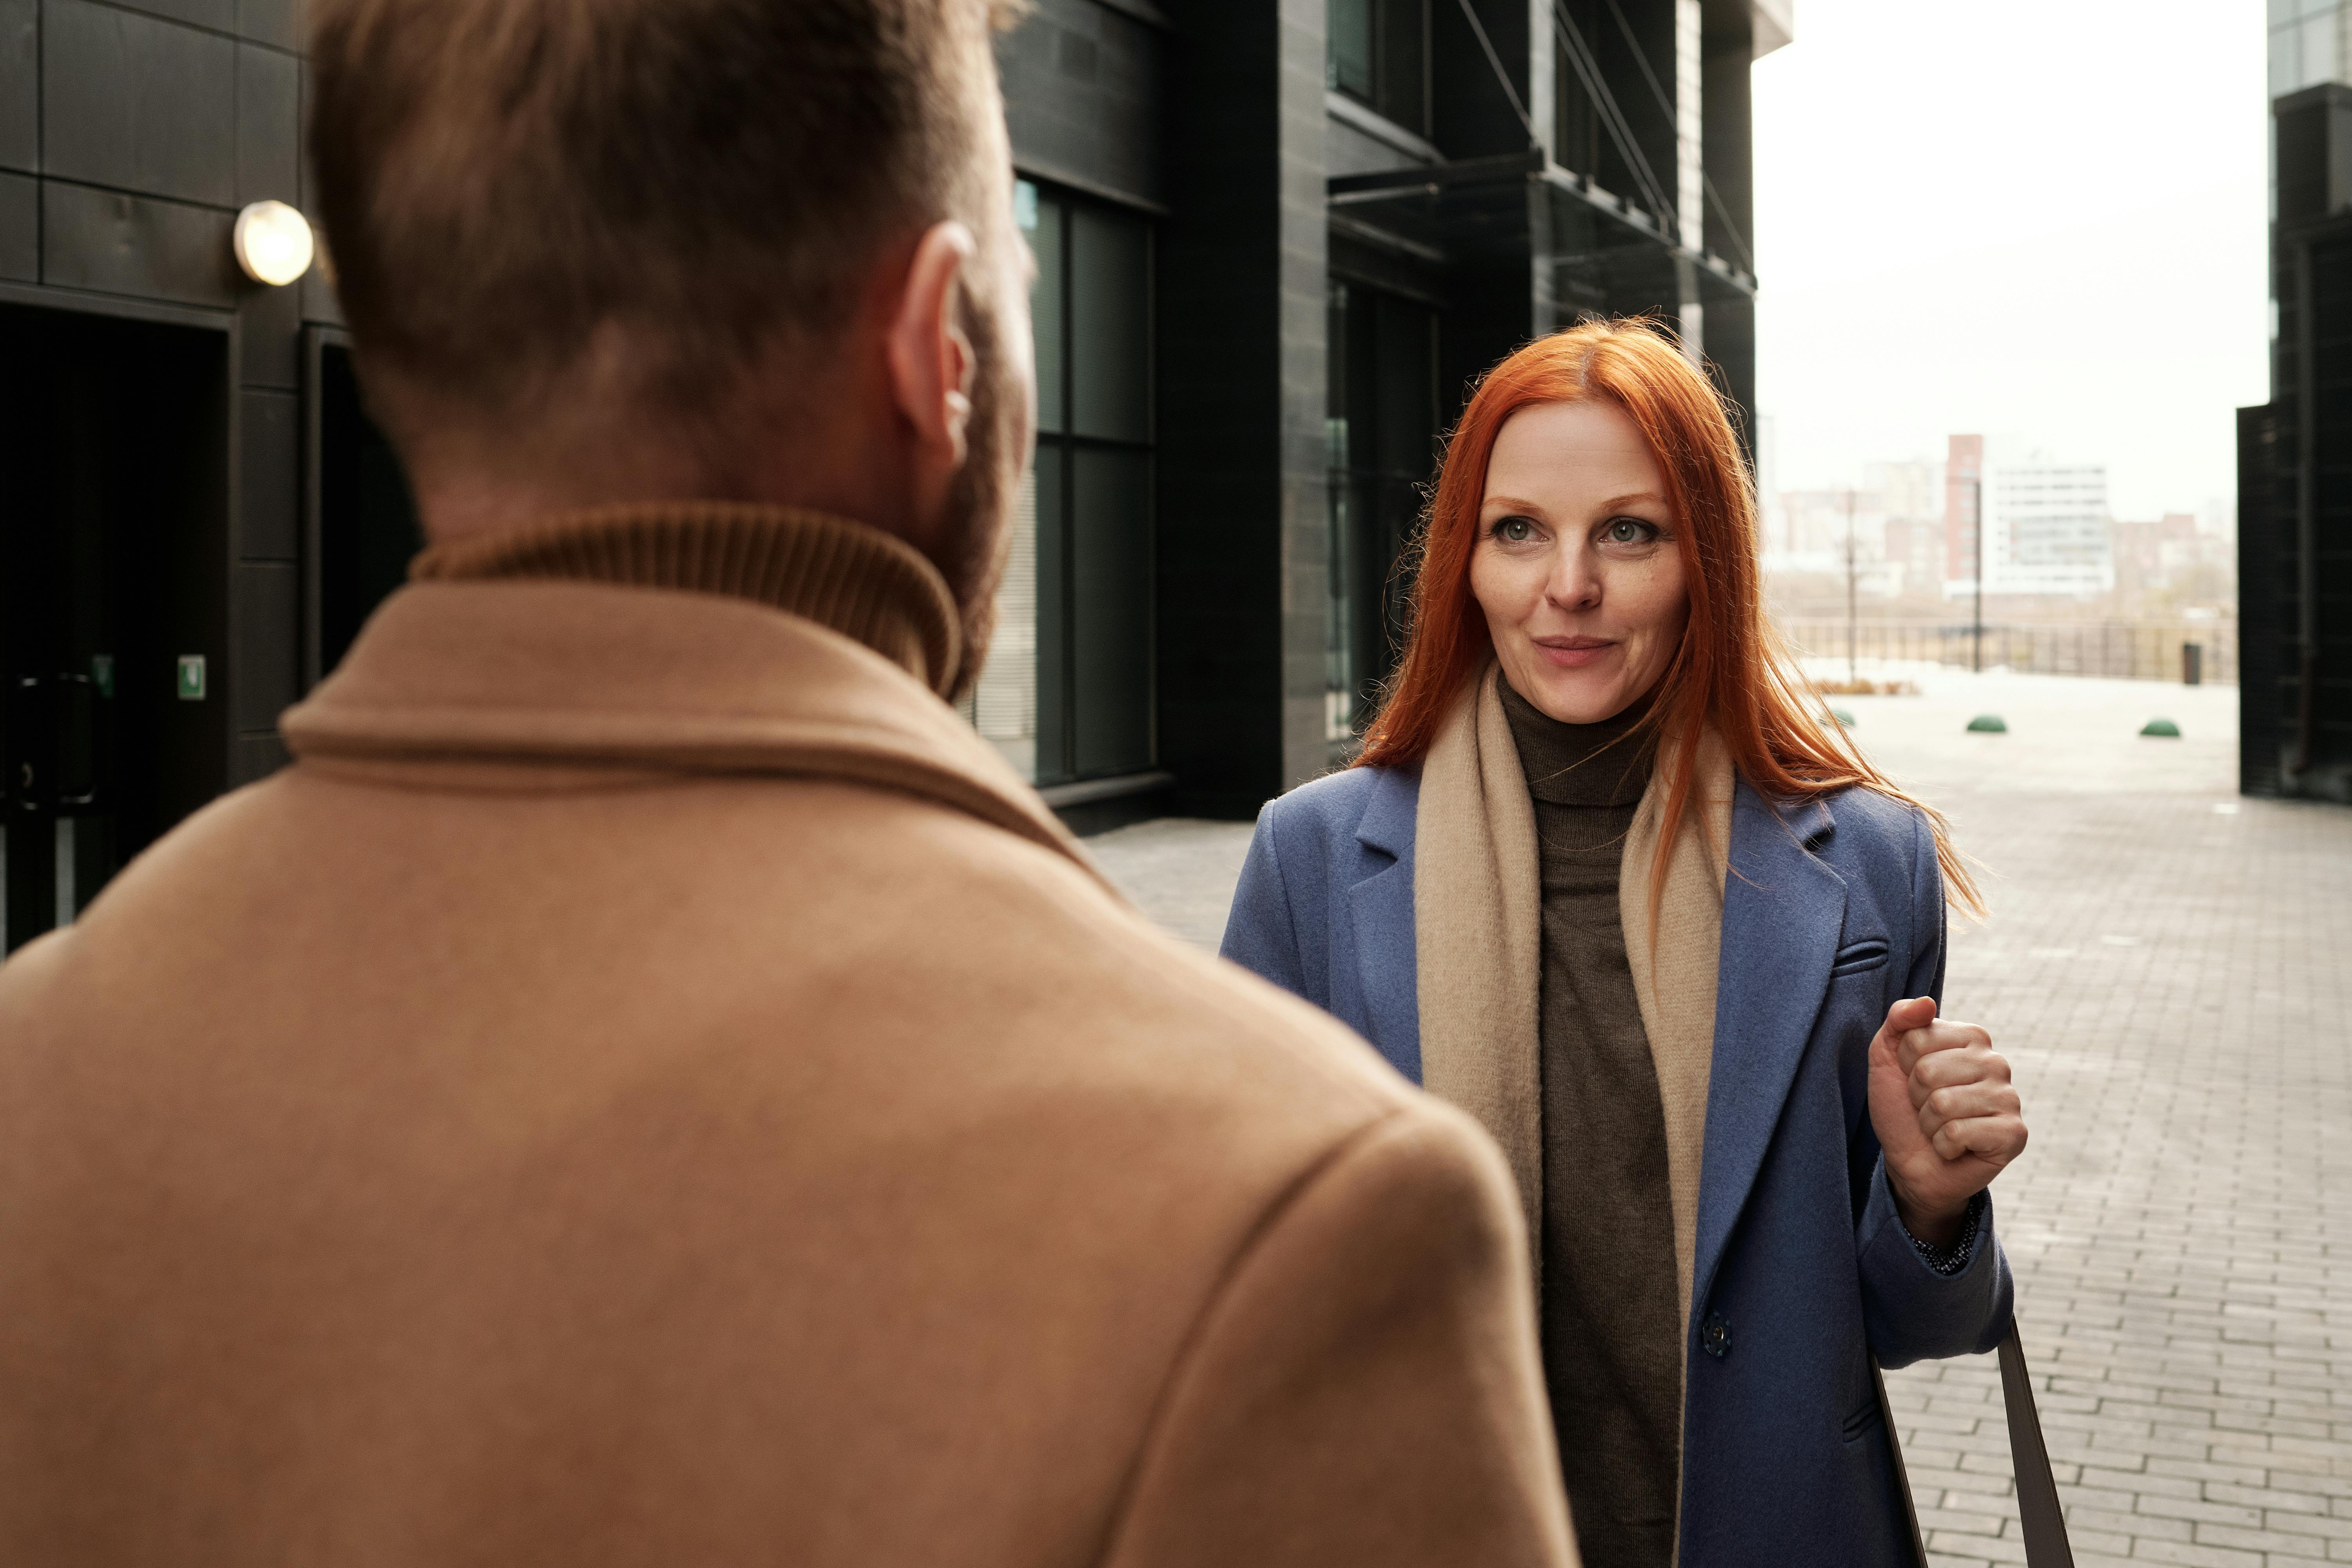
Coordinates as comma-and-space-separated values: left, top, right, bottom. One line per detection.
0, 505, 1575, 1568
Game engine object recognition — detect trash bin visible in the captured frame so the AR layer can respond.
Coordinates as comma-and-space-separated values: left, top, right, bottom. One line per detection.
2182, 642, 2203, 686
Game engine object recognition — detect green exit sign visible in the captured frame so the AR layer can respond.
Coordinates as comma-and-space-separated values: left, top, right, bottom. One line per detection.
177, 655, 207, 701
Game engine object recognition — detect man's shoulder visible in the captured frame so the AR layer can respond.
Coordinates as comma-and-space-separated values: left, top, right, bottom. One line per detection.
894, 795, 1414, 1108
679, 776, 1449, 1233
15, 759, 1431, 1177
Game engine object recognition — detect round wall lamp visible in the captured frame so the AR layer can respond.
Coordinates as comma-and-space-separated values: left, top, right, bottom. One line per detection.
232, 200, 315, 286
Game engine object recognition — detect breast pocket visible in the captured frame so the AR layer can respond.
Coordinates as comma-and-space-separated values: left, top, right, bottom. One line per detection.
1830, 937, 1891, 978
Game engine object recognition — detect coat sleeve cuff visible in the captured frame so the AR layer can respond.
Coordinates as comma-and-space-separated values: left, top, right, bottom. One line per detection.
1856, 1158, 2014, 1368
1900, 1190, 1986, 1275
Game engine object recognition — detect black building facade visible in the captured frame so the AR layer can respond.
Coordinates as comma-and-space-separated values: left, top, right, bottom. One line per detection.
0, 0, 1785, 950
2240, 80, 2352, 802
994, 0, 1783, 823
0, 0, 417, 954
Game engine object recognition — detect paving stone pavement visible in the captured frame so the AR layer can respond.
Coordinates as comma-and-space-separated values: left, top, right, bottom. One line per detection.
1088, 665, 2352, 1567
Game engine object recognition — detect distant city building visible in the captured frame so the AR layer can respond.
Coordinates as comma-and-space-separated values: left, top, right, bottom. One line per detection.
1760, 459, 1941, 597
1866, 458, 1944, 594
1882, 517, 1942, 595
1755, 413, 1785, 552
1984, 454, 2115, 596
1774, 488, 1870, 569
1766, 487, 1907, 597
2269, 0, 2350, 104
1779, 488, 1859, 558
1941, 437, 2114, 599
1943, 434, 1984, 587
2198, 495, 2238, 541
2239, 6, 2351, 800
1865, 458, 1944, 528
2109, 513, 2203, 595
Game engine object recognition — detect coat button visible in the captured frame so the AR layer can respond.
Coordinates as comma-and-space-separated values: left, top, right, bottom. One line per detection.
1700, 1313, 1732, 1359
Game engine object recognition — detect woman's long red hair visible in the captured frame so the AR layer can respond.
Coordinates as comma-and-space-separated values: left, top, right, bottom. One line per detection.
1358, 318, 1984, 916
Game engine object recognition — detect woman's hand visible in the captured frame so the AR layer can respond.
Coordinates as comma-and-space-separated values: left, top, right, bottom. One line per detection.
1866, 997, 2027, 1249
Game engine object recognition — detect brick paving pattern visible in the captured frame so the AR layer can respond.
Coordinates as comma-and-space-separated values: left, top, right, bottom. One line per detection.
1849, 671, 2352, 1568
1092, 666, 2352, 1567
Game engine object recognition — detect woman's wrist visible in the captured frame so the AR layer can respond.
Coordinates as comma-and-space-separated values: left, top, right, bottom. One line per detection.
1889, 1176, 1971, 1250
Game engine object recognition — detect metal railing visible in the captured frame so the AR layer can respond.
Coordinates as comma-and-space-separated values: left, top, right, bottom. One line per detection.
1775, 621, 2237, 686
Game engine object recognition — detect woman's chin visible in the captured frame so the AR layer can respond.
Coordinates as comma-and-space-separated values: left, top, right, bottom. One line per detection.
1513, 666, 1635, 726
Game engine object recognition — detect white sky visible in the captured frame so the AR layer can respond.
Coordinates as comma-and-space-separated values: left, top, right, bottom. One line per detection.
1750, 0, 2272, 521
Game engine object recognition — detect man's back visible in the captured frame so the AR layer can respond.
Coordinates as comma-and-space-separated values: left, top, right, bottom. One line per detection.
0, 512, 1570, 1566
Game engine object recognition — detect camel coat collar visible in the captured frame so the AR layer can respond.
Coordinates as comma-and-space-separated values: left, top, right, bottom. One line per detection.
283, 503, 1098, 885
1414, 663, 1734, 1325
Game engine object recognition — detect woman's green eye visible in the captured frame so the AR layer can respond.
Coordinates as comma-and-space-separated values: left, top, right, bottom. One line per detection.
1604, 518, 1656, 544
1497, 517, 1536, 543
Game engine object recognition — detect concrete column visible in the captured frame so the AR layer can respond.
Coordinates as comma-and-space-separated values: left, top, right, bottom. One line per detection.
1674, 0, 1704, 360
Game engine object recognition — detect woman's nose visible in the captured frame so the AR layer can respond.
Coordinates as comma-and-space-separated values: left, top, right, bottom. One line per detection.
1543, 550, 1601, 612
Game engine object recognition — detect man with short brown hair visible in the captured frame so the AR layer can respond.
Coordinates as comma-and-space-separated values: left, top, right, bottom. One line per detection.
0, 2, 1575, 1563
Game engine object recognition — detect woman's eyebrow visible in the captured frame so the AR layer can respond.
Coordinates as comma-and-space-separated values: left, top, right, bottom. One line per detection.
1482, 490, 1667, 513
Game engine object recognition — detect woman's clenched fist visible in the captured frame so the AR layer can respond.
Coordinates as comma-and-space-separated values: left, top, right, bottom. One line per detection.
1866, 996, 2028, 1248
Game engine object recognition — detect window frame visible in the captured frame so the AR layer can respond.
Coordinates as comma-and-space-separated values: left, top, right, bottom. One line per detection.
1019, 177, 1159, 788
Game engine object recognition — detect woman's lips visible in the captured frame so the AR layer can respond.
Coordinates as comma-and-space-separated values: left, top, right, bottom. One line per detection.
1533, 636, 1616, 669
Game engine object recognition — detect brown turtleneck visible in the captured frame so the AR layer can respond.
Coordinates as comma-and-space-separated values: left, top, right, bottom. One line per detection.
1499, 676, 1681, 1568
410, 501, 964, 699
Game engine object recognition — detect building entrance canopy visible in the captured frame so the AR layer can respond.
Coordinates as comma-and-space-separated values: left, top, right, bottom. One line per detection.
1327, 147, 1756, 311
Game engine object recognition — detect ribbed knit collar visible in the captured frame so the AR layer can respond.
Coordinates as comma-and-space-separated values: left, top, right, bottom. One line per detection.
410, 503, 964, 698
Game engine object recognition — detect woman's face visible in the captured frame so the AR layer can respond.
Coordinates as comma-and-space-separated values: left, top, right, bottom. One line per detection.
1468, 398, 1690, 726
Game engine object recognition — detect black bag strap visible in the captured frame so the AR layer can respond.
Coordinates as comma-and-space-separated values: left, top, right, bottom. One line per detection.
1872, 1357, 1931, 1563
1999, 1324, 2074, 1566
1876, 1321, 2073, 1568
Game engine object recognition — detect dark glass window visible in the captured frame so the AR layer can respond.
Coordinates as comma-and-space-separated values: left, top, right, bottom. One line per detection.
1070, 447, 1154, 776
1327, 279, 1437, 738
1070, 209, 1152, 444
974, 180, 1154, 786
1327, 0, 1430, 136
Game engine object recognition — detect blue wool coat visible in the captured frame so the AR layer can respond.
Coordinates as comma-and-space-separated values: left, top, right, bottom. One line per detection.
1220, 763, 2014, 1567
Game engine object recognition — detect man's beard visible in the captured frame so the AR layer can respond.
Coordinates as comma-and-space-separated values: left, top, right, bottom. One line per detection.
930, 292, 1024, 704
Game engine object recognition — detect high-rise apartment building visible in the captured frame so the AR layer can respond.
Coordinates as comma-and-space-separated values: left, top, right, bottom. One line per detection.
2239, 2, 2352, 800
1984, 454, 2114, 598
1941, 437, 2114, 600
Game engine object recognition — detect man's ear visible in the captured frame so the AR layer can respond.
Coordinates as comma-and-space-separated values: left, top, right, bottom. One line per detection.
886, 221, 978, 470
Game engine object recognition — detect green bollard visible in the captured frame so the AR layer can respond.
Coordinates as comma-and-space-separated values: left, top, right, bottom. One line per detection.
1966, 715, 2007, 733
2140, 718, 2181, 737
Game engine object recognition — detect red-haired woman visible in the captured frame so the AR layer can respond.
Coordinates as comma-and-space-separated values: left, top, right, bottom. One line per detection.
1221, 320, 2028, 1567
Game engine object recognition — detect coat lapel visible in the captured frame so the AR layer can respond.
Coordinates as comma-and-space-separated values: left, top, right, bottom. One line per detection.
1348, 767, 1422, 1080
1692, 785, 1845, 1312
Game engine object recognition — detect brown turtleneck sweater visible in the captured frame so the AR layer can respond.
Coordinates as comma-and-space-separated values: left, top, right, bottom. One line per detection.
408, 501, 967, 698
1499, 676, 1682, 1568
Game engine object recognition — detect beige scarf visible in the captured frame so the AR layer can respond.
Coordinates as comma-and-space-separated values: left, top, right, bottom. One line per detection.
1414, 663, 1734, 1328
